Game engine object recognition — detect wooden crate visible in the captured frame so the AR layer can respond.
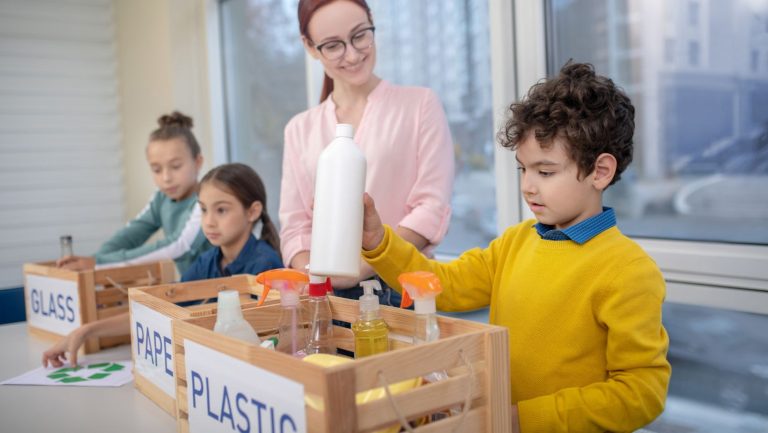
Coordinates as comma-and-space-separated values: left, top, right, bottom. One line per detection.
128, 275, 281, 416
23, 260, 176, 353
172, 296, 511, 433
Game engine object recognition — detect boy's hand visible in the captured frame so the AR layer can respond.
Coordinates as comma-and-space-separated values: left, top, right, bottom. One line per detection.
42, 326, 88, 368
362, 193, 385, 251
56, 256, 95, 271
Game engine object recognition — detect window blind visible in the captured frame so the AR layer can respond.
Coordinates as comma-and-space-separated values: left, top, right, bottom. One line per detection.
0, 0, 124, 289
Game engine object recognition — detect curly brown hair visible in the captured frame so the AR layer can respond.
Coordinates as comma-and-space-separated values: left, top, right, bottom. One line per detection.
497, 61, 634, 186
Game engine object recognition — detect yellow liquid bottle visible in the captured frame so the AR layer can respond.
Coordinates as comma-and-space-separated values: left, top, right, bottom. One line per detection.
353, 317, 388, 357
353, 280, 389, 358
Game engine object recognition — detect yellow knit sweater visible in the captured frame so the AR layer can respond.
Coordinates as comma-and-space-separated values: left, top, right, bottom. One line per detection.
363, 221, 670, 433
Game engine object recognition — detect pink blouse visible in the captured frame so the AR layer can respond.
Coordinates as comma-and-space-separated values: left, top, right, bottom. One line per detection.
279, 80, 455, 266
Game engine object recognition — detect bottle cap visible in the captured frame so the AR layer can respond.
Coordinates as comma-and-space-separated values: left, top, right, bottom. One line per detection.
335, 123, 354, 138
359, 279, 382, 314
216, 290, 244, 322
254, 268, 309, 306
397, 271, 443, 312
60, 235, 72, 242
308, 275, 331, 297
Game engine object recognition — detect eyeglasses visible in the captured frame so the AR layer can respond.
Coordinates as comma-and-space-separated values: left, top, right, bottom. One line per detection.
313, 26, 376, 61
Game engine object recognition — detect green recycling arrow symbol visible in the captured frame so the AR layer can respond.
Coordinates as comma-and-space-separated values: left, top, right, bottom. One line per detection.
47, 362, 125, 383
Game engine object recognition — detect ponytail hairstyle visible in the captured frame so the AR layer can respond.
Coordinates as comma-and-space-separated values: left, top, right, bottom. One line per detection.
149, 111, 201, 158
298, 0, 373, 102
200, 163, 280, 252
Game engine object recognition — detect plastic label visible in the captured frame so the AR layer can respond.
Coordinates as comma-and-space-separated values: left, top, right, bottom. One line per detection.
185, 339, 306, 433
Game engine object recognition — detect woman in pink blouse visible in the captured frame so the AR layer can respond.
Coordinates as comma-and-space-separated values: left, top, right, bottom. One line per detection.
280, 0, 455, 304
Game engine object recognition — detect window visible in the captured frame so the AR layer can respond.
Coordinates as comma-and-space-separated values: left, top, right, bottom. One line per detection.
367, 0, 496, 255
219, 0, 307, 227
547, 0, 768, 246
221, 0, 496, 255
688, 40, 700, 66
688, 1, 700, 27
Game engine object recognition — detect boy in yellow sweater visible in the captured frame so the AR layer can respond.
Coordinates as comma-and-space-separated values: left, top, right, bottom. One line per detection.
360, 62, 670, 433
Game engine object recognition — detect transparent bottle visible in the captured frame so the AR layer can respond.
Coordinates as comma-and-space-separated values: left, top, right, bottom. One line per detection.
276, 280, 309, 358
306, 275, 335, 355
213, 290, 261, 345
60, 235, 73, 258
352, 280, 389, 358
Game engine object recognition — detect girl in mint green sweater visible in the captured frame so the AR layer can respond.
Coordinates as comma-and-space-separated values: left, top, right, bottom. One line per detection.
57, 111, 211, 274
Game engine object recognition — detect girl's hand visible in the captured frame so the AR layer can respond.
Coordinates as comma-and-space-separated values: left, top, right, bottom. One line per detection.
56, 256, 96, 271
362, 193, 385, 251
42, 326, 89, 368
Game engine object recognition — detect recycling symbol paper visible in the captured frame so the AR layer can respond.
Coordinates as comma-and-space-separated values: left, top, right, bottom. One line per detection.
47, 362, 125, 383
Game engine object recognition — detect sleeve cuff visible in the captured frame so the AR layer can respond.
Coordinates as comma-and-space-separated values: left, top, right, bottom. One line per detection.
281, 233, 312, 267
398, 204, 451, 245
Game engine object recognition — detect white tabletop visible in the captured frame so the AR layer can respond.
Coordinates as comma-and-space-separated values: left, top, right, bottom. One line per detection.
0, 322, 176, 433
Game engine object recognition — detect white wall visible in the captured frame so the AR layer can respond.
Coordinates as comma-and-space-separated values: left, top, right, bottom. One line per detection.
115, 0, 214, 220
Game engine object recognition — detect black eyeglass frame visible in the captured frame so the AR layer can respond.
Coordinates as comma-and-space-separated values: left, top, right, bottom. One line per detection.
313, 26, 376, 60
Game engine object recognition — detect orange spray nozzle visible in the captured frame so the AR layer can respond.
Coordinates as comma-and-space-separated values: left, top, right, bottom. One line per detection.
397, 271, 443, 310
254, 268, 309, 306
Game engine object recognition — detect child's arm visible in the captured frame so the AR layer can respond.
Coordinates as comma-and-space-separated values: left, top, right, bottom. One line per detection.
95, 195, 204, 267
41, 312, 130, 368
516, 258, 670, 433
362, 194, 496, 311
94, 192, 163, 261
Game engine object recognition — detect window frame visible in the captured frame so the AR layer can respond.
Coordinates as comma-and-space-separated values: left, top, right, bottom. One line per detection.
207, 0, 768, 315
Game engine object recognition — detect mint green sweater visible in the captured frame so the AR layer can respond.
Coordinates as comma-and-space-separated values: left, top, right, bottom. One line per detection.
95, 191, 211, 273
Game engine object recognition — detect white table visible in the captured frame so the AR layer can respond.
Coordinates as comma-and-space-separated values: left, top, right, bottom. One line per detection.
0, 322, 176, 433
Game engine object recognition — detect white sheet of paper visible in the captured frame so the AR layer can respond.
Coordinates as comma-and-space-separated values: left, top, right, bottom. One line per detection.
1, 360, 133, 387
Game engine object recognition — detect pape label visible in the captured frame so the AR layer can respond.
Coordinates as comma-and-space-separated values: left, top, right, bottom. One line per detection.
130, 300, 175, 397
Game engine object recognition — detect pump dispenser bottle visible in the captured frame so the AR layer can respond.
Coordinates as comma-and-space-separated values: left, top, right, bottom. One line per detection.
213, 290, 261, 344
352, 280, 389, 358
306, 275, 335, 355
309, 124, 366, 278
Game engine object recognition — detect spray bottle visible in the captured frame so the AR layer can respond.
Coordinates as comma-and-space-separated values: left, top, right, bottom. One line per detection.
306, 275, 335, 355
352, 279, 389, 358
256, 269, 309, 358
214, 289, 261, 345
398, 271, 457, 419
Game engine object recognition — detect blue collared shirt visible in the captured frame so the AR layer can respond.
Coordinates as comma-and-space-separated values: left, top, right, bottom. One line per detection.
181, 234, 283, 282
534, 207, 616, 244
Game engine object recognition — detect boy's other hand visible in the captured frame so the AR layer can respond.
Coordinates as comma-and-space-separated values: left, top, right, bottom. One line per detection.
56, 255, 95, 271
362, 193, 385, 251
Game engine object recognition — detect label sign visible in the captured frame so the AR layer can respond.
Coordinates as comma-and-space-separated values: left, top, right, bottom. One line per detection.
25, 274, 81, 334
184, 339, 306, 433
129, 300, 175, 397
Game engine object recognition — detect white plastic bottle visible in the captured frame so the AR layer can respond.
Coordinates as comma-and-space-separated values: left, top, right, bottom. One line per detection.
309, 124, 367, 278
213, 290, 261, 344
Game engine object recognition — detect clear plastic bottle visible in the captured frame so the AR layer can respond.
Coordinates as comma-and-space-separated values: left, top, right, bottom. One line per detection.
213, 290, 261, 345
398, 271, 456, 419
352, 280, 389, 358
306, 275, 335, 355
60, 235, 73, 258
309, 124, 367, 278
255, 269, 311, 358
275, 280, 309, 357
